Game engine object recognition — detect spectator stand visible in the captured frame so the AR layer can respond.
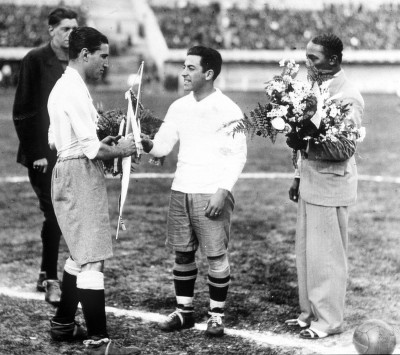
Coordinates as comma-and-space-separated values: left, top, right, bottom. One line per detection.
0, 3, 86, 88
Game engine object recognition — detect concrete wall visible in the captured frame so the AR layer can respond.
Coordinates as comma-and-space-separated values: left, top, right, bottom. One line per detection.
163, 49, 400, 93
1, 47, 399, 93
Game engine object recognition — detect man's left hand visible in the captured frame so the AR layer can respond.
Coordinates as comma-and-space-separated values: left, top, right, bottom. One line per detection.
204, 189, 229, 218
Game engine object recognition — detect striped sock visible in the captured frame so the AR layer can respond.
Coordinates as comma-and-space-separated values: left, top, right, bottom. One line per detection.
173, 261, 197, 309
208, 271, 230, 314
53, 258, 81, 324
77, 271, 108, 339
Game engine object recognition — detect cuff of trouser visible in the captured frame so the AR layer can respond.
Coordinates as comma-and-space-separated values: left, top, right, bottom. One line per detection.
309, 327, 328, 338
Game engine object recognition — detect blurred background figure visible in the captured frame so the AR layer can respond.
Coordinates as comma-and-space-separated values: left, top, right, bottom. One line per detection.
12, 7, 78, 306
0, 63, 11, 87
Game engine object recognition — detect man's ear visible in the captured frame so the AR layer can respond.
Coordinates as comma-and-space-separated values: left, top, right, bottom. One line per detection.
205, 69, 214, 81
329, 55, 339, 66
48, 25, 54, 37
81, 48, 89, 62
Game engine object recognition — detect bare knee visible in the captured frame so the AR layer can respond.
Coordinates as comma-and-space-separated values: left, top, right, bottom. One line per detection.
207, 254, 229, 274
81, 260, 104, 273
175, 251, 196, 265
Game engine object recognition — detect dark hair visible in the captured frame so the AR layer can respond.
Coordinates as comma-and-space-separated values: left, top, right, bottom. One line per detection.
69, 27, 108, 60
48, 7, 78, 27
311, 33, 343, 64
187, 45, 222, 80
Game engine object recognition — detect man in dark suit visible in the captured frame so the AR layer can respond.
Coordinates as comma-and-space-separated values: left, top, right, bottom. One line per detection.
286, 33, 364, 339
12, 7, 78, 306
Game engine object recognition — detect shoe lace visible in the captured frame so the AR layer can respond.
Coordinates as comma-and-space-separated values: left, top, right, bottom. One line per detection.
46, 280, 61, 291
207, 314, 222, 327
166, 310, 184, 323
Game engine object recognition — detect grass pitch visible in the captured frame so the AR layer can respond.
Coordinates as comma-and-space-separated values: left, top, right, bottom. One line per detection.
0, 88, 399, 354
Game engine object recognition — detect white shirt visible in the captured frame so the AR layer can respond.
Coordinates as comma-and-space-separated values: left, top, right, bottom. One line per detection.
48, 66, 100, 159
150, 89, 247, 193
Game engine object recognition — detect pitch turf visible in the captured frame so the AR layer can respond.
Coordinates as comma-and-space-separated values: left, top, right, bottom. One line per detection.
0, 88, 399, 354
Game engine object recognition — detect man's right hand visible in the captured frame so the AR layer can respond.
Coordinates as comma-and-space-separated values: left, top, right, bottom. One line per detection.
286, 133, 308, 151
33, 158, 48, 173
289, 178, 300, 202
116, 136, 137, 157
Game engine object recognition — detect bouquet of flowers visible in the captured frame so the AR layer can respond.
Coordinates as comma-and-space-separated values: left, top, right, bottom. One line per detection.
312, 82, 365, 144
96, 90, 164, 175
228, 59, 318, 142
227, 59, 365, 167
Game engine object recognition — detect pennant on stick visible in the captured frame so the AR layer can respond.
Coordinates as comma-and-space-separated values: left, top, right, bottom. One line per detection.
116, 62, 144, 238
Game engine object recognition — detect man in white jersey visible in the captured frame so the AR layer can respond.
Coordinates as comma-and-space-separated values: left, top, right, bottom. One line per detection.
141, 45, 247, 337
48, 27, 140, 354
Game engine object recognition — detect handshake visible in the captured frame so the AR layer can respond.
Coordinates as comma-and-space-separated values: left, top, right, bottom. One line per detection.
101, 133, 154, 159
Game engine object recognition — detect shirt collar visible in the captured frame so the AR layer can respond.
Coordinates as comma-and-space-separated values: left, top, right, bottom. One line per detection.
65, 66, 92, 100
189, 87, 221, 103
333, 69, 343, 78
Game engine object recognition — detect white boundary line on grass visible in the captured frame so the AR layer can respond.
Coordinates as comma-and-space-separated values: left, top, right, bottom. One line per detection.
0, 286, 361, 355
1, 174, 399, 353
1, 172, 400, 184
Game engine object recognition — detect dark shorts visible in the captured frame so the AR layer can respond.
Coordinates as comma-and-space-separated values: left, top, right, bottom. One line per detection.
51, 156, 113, 266
167, 190, 235, 257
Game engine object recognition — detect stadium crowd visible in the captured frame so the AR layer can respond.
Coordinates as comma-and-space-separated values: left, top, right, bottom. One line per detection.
152, 2, 400, 50
1, 2, 399, 51
0, 4, 86, 48
0, 4, 85, 87
0, 2, 398, 87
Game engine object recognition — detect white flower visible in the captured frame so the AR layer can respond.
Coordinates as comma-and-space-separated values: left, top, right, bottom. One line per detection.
267, 105, 288, 119
279, 106, 289, 116
357, 127, 366, 142
279, 59, 286, 67
271, 117, 286, 130
329, 105, 338, 118
275, 81, 286, 92
265, 80, 286, 94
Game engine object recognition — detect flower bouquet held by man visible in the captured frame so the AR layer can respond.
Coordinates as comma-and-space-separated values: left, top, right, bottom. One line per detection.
227, 58, 365, 167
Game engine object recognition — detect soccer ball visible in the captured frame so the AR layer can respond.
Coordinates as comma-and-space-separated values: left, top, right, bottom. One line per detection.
353, 319, 396, 354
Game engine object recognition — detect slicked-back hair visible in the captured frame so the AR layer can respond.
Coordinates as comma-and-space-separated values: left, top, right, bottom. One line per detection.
187, 45, 222, 80
311, 33, 343, 64
48, 7, 78, 27
69, 27, 108, 60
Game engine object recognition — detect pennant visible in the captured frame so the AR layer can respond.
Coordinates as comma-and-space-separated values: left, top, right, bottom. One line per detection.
116, 62, 144, 239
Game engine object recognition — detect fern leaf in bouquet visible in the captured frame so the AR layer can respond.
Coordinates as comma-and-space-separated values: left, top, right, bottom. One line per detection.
130, 92, 163, 139
96, 109, 126, 175
227, 102, 278, 143
130, 91, 165, 166
97, 109, 126, 141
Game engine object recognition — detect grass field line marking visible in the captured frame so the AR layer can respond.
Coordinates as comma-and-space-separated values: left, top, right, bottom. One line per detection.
2, 173, 400, 184
0, 286, 362, 355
